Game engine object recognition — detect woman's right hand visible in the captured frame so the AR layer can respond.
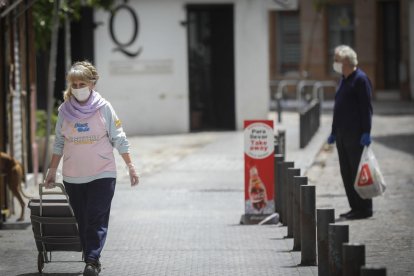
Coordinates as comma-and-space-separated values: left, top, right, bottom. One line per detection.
127, 163, 139, 187
44, 168, 57, 189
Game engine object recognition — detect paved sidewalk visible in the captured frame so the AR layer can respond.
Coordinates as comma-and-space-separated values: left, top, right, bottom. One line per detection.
0, 103, 412, 275
0, 111, 326, 276
307, 111, 414, 276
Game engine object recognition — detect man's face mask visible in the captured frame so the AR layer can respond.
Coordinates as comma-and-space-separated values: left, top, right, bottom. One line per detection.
333, 62, 343, 74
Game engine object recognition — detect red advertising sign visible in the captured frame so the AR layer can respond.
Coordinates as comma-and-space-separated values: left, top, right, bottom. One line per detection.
244, 120, 274, 215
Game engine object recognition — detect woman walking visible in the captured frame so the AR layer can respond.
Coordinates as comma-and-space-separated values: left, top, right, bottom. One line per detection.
44, 61, 139, 276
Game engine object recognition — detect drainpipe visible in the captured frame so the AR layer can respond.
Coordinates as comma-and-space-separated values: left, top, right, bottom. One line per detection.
410, 0, 414, 100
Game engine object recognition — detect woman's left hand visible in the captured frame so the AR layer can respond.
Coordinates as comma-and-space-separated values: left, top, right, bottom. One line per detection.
127, 163, 139, 186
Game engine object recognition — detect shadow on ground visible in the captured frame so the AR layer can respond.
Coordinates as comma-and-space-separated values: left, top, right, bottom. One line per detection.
374, 133, 414, 156
17, 273, 81, 276
0, 222, 31, 230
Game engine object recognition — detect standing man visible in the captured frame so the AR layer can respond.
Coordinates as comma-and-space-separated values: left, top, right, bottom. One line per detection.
327, 45, 373, 220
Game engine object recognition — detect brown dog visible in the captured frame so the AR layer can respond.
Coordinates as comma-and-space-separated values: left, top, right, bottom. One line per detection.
0, 152, 31, 221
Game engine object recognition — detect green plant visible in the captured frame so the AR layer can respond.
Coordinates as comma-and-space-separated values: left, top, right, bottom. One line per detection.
33, 0, 115, 50
313, 0, 330, 13
36, 110, 58, 137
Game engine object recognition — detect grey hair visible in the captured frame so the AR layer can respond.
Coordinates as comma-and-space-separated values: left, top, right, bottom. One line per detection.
335, 45, 358, 67
334, 45, 347, 54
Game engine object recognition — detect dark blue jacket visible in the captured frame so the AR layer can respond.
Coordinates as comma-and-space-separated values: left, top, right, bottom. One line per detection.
332, 68, 373, 135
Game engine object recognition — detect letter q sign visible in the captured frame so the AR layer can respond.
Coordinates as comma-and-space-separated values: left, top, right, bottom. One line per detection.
109, 2, 142, 57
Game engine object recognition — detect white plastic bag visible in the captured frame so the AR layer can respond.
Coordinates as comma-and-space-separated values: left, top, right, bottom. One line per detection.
354, 146, 386, 199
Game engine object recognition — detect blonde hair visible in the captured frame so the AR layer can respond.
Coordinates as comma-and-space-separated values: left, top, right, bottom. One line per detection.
63, 61, 99, 101
335, 45, 358, 67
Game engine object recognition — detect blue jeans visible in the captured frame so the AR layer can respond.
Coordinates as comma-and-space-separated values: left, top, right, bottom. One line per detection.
64, 178, 116, 262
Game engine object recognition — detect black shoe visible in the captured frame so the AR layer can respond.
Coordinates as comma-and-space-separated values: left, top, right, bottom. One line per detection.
339, 210, 353, 218
345, 210, 373, 220
83, 260, 101, 276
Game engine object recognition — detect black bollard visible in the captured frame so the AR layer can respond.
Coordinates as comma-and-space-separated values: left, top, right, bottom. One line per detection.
300, 185, 316, 265
328, 223, 349, 276
0, 174, 4, 229
292, 176, 307, 251
360, 265, 387, 276
280, 161, 294, 226
274, 154, 284, 214
286, 168, 300, 239
276, 160, 284, 222
277, 94, 282, 123
343, 243, 365, 276
317, 208, 335, 276
274, 135, 279, 155
278, 130, 286, 157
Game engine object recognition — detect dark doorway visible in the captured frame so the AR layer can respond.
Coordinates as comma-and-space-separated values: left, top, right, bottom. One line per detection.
187, 4, 235, 131
36, 7, 95, 109
377, 1, 400, 90
71, 7, 95, 63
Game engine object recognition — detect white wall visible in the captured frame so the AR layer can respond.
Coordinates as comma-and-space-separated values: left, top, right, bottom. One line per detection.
235, 0, 269, 130
94, 1, 189, 135
94, 0, 270, 135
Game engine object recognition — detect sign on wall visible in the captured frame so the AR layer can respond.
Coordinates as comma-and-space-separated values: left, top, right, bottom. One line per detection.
109, 2, 142, 57
244, 120, 275, 216
267, 0, 298, 10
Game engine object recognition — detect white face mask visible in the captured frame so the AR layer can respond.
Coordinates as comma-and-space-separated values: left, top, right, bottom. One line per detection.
72, 87, 91, 102
333, 62, 343, 74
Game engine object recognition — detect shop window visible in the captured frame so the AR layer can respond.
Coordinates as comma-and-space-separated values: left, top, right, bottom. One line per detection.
327, 4, 354, 72
276, 11, 300, 75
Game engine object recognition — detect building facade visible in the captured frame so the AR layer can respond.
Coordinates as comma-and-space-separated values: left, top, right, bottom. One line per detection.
1, 0, 413, 148
94, 0, 300, 135
93, 0, 412, 135
269, 0, 412, 101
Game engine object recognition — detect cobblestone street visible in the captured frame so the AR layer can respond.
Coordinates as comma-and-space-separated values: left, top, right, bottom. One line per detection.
307, 112, 414, 276
0, 104, 413, 276
2, 0, 414, 274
